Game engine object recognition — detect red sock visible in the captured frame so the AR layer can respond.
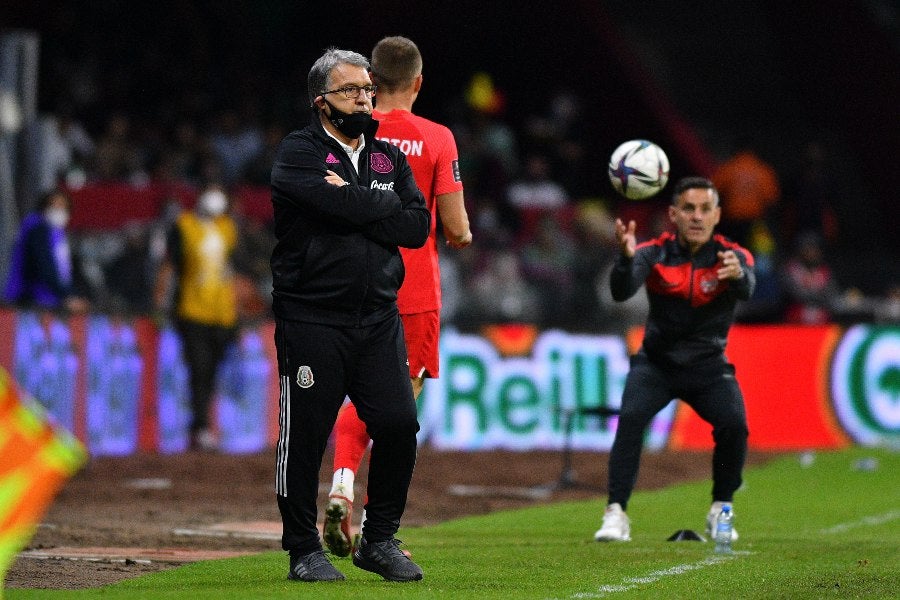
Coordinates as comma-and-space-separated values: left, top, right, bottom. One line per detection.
332, 402, 370, 472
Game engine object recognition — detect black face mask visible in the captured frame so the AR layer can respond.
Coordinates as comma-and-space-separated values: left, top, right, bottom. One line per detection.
324, 100, 372, 139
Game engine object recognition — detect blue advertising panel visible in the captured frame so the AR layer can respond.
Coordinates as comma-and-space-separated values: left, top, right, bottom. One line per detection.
85, 316, 142, 456
12, 312, 78, 432
217, 329, 270, 454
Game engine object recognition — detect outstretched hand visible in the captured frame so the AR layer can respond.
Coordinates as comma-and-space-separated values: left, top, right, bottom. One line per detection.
717, 250, 744, 280
614, 218, 637, 258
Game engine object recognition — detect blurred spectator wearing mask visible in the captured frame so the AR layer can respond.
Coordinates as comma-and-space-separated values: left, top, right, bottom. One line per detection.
154, 183, 238, 451
3, 188, 89, 313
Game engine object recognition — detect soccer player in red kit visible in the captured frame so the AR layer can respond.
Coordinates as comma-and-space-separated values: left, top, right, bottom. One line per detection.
323, 36, 473, 557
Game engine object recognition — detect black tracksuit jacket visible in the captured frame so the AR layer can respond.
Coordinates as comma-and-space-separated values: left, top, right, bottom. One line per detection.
270, 113, 430, 327
610, 232, 756, 370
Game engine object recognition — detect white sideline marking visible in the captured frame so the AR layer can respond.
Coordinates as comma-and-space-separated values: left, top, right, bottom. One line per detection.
567, 553, 747, 598
173, 527, 281, 541
447, 484, 552, 500
819, 509, 900, 535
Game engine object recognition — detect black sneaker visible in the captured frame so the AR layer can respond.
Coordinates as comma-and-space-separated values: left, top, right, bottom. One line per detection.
352, 537, 423, 582
287, 550, 345, 582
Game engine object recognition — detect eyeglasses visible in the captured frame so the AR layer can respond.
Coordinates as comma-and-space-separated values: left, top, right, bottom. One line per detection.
321, 84, 377, 99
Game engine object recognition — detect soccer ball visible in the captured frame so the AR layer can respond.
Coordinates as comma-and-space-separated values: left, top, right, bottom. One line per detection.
608, 140, 670, 200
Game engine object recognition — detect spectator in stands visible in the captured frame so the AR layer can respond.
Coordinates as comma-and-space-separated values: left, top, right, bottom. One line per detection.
874, 284, 900, 324
147, 196, 184, 281
208, 107, 264, 185
782, 140, 840, 248
103, 221, 153, 315
735, 220, 784, 323
91, 112, 147, 183
438, 244, 466, 327
505, 152, 571, 249
712, 139, 780, 248
781, 231, 841, 324
462, 248, 542, 326
3, 189, 89, 313
450, 72, 518, 200
33, 104, 94, 194
162, 120, 211, 186
230, 214, 276, 323
522, 89, 591, 199
153, 183, 238, 451
567, 201, 619, 332
244, 122, 287, 186
506, 153, 569, 212
520, 213, 576, 328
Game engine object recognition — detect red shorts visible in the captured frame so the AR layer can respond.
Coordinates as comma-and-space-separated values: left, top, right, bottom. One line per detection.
401, 310, 440, 379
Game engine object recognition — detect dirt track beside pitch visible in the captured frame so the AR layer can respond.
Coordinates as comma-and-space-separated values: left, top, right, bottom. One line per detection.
6, 447, 773, 590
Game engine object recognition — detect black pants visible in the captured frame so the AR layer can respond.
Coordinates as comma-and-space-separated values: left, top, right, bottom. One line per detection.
175, 318, 235, 433
274, 315, 419, 555
608, 351, 749, 510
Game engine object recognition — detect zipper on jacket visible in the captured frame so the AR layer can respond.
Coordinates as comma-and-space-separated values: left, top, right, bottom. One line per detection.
325, 134, 368, 326
688, 259, 695, 303
359, 149, 371, 326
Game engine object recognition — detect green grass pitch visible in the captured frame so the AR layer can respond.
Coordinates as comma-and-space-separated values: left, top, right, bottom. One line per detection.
8, 446, 899, 599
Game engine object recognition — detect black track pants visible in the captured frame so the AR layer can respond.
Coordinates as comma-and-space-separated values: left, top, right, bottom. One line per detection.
274, 316, 419, 555
607, 352, 749, 510
175, 318, 235, 433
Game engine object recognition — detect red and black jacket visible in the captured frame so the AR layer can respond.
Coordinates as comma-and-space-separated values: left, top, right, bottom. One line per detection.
610, 232, 755, 369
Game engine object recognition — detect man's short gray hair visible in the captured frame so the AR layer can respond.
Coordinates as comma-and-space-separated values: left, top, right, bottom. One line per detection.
307, 48, 370, 108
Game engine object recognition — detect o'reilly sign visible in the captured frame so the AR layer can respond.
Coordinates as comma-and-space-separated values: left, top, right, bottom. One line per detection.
418, 329, 677, 451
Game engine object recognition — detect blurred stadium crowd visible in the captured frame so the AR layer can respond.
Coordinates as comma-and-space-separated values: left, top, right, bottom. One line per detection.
13, 82, 900, 334
3, 2, 898, 334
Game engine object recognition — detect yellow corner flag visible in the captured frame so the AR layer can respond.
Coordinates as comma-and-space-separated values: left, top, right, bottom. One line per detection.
0, 366, 87, 596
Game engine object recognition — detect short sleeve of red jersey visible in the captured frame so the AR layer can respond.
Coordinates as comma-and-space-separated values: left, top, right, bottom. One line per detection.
431, 124, 464, 196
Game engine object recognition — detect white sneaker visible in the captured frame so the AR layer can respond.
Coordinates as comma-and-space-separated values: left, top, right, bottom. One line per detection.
705, 501, 739, 541
323, 484, 353, 557
594, 503, 631, 542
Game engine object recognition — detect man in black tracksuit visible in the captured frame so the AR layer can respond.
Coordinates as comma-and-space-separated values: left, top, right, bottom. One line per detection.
594, 176, 755, 543
270, 48, 430, 582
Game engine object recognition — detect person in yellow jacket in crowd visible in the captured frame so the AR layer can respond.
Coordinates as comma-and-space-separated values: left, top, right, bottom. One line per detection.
154, 182, 238, 451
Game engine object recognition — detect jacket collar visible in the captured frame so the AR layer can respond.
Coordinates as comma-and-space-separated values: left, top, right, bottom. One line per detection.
669, 234, 717, 260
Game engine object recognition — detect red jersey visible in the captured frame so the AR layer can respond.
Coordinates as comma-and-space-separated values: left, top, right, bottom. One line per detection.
373, 108, 463, 314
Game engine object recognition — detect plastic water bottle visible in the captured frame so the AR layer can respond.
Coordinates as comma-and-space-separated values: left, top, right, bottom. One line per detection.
714, 504, 734, 554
